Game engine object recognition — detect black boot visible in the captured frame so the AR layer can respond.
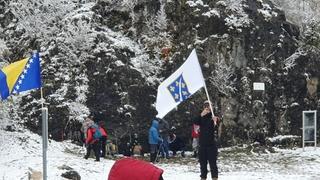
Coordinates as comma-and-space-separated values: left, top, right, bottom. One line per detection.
193, 151, 197, 158
150, 153, 156, 163
181, 151, 185, 157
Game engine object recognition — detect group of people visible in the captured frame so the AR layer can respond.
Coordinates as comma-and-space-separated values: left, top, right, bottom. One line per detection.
149, 100, 220, 180
121, 133, 144, 157
82, 100, 220, 179
81, 116, 108, 162
148, 120, 187, 162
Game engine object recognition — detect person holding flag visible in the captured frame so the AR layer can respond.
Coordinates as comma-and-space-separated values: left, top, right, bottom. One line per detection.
194, 100, 219, 180
155, 49, 220, 179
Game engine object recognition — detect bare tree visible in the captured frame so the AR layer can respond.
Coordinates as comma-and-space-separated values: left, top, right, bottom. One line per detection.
272, 0, 320, 32
8, 0, 75, 40
209, 53, 236, 96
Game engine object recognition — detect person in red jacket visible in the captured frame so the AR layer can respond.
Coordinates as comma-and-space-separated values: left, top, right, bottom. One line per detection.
84, 123, 101, 161
108, 157, 164, 180
98, 121, 108, 158
191, 123, 200, 158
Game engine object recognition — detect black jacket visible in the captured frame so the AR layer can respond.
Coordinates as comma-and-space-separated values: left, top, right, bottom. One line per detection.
193, 112, 216, 146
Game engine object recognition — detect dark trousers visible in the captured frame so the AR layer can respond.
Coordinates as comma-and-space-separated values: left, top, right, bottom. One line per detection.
199, 144, 218, 178
100, 136, 107, 157
150, 144, 158, 163
85, 142, 100, 161
159, 139, 169, 158
169, 138, 185, 157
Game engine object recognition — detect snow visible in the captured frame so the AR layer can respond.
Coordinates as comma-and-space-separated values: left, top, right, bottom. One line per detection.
258, 4, 273, 21
202, 9, 220, 18
290, 102, 299, 107
67, 102, 90, 122
114, 60, 125, 67
99, 27, 162, 83
284, 50, 306, 70
194, 37, 208, 45
124, 104, 136, 110
1, 129, 320, 179
0, 38, 8, 60
268, 135, 300, 142
272, 0, 320, 29
224, 0, 251, 30
216, 1, 227, 7
1, 0, 320, 178
186, 0, 205, 7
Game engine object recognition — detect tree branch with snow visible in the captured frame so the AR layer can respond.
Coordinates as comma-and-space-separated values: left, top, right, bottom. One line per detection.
208, 52, 236, 96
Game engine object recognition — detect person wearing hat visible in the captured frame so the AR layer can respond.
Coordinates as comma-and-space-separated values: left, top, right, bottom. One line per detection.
193, 100, 219, 180
168, 126, 186, 157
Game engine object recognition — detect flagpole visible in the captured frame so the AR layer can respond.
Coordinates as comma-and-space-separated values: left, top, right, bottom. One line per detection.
42, 106, 48, 180
194, 49, 215, 119
203, 81, 217, 126
38, 52, 48, 180
40, 87, 44, 108
203, 83, 215, 116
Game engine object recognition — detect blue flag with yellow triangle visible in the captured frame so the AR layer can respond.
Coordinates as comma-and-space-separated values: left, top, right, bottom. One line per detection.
0, 52, 41, 100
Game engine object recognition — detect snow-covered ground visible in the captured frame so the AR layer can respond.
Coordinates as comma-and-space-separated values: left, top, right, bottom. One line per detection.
1, 129, 320, 180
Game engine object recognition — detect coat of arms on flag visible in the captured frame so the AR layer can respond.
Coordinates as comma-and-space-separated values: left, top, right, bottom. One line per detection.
167, 74, 191, 103
156, 49, 206, 118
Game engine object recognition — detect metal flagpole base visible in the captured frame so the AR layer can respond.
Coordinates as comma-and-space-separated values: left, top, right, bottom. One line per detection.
42, 107, 48, 180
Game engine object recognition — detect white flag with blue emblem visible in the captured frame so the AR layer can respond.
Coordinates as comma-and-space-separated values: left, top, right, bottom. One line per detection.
156, 49, 205, 118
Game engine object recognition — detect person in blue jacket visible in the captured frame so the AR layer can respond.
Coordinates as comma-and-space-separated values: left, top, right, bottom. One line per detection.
149, 118, 163, 163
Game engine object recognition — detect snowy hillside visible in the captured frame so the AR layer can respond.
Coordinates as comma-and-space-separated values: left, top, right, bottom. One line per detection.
1, 129, 320, 179
1, 0, 320, 179
0, 2, 320, 179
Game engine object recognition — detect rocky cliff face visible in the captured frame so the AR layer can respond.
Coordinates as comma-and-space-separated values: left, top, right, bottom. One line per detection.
0, 0, 319, 148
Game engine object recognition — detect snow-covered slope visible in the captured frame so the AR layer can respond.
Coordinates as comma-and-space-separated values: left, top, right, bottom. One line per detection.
1, 129, 320, 180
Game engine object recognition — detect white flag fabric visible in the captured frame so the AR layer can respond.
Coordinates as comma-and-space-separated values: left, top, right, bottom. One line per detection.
156, 49, 205, 118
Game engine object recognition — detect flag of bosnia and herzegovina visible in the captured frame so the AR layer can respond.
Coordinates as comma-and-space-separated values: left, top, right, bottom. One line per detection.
0, 52, 41, 100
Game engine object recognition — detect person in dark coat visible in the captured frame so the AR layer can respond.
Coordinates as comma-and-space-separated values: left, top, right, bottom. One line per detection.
168, 126, 185, 157
148, 119, 163, 163
193, 100, 219, 180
